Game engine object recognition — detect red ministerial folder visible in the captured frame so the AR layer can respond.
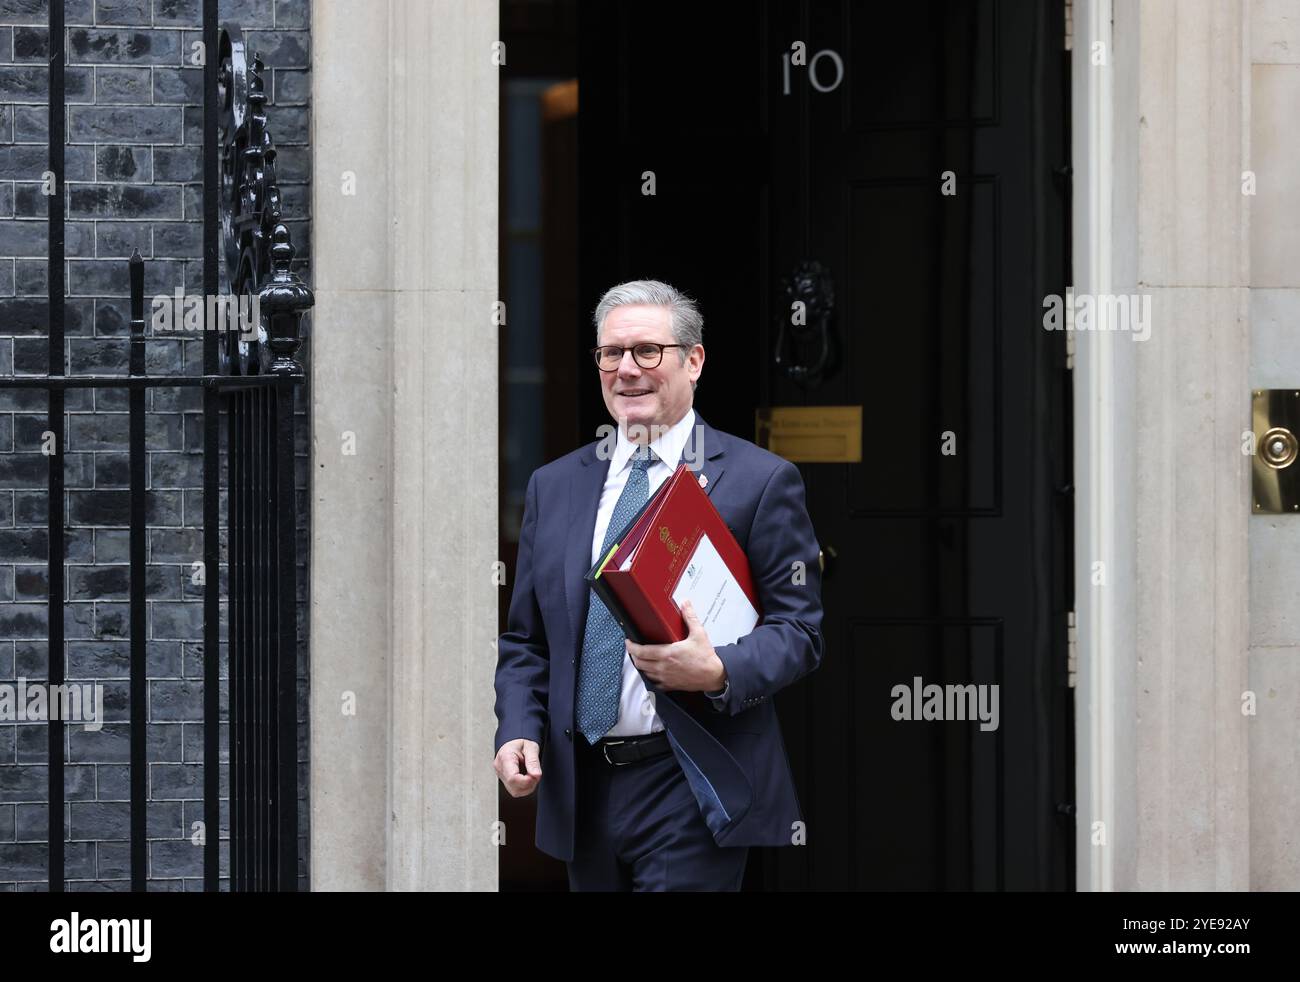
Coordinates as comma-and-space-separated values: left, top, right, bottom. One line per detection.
585, 462, 762, 644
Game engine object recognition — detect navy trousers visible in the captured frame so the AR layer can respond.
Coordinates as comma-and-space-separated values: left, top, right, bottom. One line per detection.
567, 734, 749, 891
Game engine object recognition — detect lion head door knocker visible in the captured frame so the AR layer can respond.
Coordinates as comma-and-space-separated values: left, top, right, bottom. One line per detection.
775, 261, 839, 388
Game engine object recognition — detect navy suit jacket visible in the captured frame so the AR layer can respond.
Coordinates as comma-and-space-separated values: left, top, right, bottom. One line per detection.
493, 411, 825, 862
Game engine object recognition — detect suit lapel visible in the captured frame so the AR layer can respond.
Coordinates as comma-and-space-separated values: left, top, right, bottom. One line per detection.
684, 411, 726, 500
562, 411, 727, 652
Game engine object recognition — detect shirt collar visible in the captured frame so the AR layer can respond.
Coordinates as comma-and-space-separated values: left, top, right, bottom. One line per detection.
611, 407, 696, 475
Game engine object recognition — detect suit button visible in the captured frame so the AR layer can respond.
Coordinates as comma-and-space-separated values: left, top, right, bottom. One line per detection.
564, 728, 572, 739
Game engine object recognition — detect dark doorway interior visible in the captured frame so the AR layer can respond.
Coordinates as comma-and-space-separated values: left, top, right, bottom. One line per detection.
501, 0, 1074, 891
498, 0, 579, 891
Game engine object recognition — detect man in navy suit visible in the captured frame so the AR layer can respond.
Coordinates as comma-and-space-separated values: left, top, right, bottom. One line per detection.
493, 279, 824, 891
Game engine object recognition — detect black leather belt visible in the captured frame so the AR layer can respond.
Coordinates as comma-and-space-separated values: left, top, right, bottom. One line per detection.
589, 731, 672, 766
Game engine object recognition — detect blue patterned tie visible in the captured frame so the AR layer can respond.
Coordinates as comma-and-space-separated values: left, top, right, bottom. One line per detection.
576, 446, 655, 744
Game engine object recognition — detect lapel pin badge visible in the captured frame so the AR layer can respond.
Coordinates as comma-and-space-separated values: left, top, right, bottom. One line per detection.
698, 473, 708, 489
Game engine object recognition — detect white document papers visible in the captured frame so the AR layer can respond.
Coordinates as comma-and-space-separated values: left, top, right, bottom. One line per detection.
670, 533, 759, 646
618, 544, 637, 571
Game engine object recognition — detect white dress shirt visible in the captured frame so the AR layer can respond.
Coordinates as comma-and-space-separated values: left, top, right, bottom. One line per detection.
589, 406, 726, 737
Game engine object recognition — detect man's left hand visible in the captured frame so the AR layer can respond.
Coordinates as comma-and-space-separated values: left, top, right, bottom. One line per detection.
626, 599, 726, 692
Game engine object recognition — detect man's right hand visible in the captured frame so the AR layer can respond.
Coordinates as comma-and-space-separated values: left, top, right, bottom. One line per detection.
494, 738, 543, 797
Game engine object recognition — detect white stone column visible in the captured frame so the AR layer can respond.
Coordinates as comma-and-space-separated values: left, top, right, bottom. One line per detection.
309, 0, 499, 891
1074, 0, 1251, 891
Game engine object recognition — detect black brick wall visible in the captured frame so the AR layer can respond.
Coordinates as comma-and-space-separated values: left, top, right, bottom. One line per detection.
0, 0, 311, 891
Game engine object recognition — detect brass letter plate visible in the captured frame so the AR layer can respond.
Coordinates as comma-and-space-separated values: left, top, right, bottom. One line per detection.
1253, 389, 1300, 513
755, 405, 862, 463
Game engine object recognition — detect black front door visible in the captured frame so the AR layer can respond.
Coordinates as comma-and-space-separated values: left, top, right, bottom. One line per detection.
578, 0, 1073, 890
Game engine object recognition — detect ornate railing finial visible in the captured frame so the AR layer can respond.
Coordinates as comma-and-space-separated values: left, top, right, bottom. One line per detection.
261, 224, 311, 376
217, 24, 311, 376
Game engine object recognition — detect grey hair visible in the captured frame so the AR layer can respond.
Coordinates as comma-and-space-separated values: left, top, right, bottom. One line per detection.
593, 279, 703, 390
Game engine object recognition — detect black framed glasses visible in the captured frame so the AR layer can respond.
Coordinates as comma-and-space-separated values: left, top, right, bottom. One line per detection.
590, 342, 685, 371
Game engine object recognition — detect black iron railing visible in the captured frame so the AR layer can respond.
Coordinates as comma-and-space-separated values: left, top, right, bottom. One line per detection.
11, 1, 310, 892
216, 20, 310, 893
